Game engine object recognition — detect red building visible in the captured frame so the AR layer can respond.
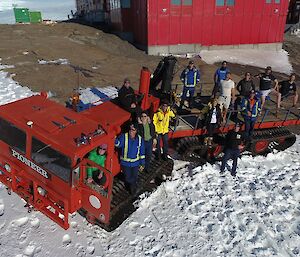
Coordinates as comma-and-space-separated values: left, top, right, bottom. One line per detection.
106, 0, 289, 55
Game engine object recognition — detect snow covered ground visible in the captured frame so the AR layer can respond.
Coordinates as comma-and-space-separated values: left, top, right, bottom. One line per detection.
0, 65, 300, 257
200, 49, 293, 75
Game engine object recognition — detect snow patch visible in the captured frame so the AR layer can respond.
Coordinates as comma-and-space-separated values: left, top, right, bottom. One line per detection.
62, 234, 72, 245
200, 49, 293, 74
0, 199, 4, 216
11, 217, 29, 227
38, 58, 69, 65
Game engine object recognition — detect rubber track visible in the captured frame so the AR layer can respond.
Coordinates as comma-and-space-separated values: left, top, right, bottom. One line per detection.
176, 127, 296, 163
176, 136, 208, 164
79, 157, 174, 231
250, 127, 296, 155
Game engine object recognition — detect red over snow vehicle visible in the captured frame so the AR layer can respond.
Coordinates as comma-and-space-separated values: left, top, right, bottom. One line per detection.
0, 62, 299, 230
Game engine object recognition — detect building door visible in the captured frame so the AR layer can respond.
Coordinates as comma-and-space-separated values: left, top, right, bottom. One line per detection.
170, 0, 181, 44
132, 0, 147, 45
157, 0, 170, 45
180, 0, 193, 44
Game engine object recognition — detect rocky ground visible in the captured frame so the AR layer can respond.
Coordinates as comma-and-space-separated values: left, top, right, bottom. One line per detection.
0, 22, 299, 105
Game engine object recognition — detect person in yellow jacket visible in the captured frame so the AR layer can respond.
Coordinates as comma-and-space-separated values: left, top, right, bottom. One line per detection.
153, 100, 175, 160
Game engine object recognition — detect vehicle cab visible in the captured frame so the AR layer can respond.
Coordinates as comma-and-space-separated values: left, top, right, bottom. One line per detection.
0, 94, 130, 229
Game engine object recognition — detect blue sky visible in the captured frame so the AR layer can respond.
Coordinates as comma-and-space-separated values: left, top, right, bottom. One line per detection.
0, 0, 76, 23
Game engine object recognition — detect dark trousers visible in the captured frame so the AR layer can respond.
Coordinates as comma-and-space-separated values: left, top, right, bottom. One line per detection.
207, 123, 217, 137
221, 148, 240, 174
244, 117, 256, 140
212, 82, 220, 97
144, 140, 153, 170
157, 133, 168, 158
122, 165, 139, 186
181, 86, 195, 107
232, 97, 243, 121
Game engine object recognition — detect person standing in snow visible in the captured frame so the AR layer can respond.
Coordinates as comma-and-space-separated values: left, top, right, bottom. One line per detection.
220, 123, 244, 177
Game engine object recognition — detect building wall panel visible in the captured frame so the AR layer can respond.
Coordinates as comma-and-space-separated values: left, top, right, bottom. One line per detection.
129, 0, 289, 51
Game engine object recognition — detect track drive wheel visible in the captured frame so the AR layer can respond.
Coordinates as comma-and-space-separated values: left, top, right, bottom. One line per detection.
176, 136, 208, 164
251, 139, 270, 155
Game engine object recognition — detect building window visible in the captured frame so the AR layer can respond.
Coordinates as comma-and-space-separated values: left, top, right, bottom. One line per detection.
121, 0, 130, 8
226, 0, 235, 6
183, 0, 193, 6
171, 0, 181, 5
275, 0, 280, 3
216, 0, 225, 6
0, 118, 26, 153
216, 0, 234, 6
31, 137, 72, 183
266, 0, 271, 3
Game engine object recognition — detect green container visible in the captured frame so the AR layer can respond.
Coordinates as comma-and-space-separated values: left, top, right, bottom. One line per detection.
14, 8, 30, 23
30, 11, 42, 23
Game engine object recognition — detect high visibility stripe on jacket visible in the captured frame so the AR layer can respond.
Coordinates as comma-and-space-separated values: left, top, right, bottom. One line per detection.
241, 98, 261, 119
115, 133, 145, 167
180, 68, 200, 87
153, 107, 176, 134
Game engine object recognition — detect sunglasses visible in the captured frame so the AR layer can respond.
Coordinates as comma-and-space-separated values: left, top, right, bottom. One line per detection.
141, 115, 147, 118
99, 147, 106, 150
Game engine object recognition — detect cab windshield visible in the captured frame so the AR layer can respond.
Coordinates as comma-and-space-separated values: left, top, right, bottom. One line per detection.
31, 137, 72, 183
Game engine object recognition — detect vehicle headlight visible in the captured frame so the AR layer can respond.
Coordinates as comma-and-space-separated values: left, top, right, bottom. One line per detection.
4, 164, 11, 172
37, 186, 47, 196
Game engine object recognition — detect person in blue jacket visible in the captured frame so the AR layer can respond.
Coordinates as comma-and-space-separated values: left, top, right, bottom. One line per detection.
241, 90, 261, 142
115, 123, 145, 195
180, 60, 200, 108
212, 61, 230, 97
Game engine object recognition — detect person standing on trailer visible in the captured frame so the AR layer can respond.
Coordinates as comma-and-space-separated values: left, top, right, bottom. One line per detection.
220, 123, 244, 177
153, 100, 175, 161
202, 98, 222, 147
277, 73, 298, 109
138, 111, 157, 173
241, 90, 261, 142
118, 78, 141, 120
218, 72, 236, 123
180, 60, 200, 109
115, 123, 145, 195
212, 61, 230, 97
237, 72, 256, 99
255, 66, 279, 110
233, 72, 256, 121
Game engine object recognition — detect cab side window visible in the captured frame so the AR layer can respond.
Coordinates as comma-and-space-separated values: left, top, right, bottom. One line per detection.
0, 118, 26, 153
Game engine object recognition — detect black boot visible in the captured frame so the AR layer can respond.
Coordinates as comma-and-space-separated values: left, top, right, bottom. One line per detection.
130, 184, 137, 195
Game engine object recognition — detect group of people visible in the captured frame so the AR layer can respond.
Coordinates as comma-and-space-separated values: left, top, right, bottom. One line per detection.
86, 97, 175, 195
86, 62, 298, 190
114, 99, 175, 194
182, 60, 298, 141
179, 60, 298, 176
